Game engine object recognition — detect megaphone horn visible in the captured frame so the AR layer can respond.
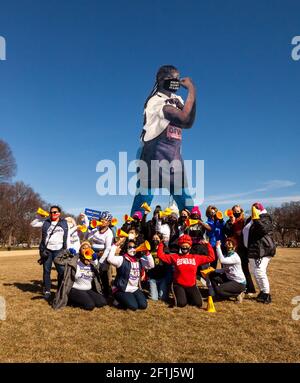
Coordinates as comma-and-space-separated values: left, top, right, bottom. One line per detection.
225, 209, 233, 217
77, 225, 87, 233
216, 211, 223, 220
90, 219, 103, 229
135, 240, 151, 252
124, 214, 134, 222
185, 218, 199, 227
117, 229, 129, 238
141, 202, 151, 212
111, 218, 118, 226
37, 207, 49, 217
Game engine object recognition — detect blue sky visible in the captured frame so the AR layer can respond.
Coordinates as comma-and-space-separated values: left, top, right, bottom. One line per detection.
0, 0, 299, 221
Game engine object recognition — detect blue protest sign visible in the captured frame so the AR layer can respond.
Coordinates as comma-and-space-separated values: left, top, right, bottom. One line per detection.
84, 208, 101, 220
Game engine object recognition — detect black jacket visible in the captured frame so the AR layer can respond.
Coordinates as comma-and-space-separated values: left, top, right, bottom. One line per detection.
247, 214, 276, 259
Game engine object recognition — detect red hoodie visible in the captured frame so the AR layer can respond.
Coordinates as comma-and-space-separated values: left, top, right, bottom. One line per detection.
157, 242, 215, 287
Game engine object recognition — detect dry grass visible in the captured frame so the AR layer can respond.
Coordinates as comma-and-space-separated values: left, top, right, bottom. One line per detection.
0, 248, 300, 363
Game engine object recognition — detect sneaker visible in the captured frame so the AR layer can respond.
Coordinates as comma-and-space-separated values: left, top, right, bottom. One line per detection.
256, 291, 264, 301
256, 292, 271, 304
44, 291, 51, 300
235, 292, 245, 304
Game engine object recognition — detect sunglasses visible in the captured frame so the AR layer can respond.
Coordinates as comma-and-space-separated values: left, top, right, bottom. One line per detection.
128, 246, 136, 249
50, 211, 60, 214
181, 247, 190, 250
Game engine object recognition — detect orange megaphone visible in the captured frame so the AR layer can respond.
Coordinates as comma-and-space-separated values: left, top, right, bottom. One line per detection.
77, 224, 87, 233
216, 211, 223, 220
37, 207, 49, 217
123, 214, 134, 222
225, 209, 233, 218
135, 240, 151, 252
141, 202, 151, 213
82, 248, 94, 260
117, 229, 129, 238
185, 218, 200, 227
111, 218, 118, 226
90, 219, 103, 229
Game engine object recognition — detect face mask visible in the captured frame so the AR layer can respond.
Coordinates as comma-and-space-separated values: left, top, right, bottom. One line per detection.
227, 249, 235, 257
127, 248, 136, 256
163, 79, 180, 92
51, 213, 60, 221
233, 212, 241, 218
152, 240, 160, 247
128, 234, 135, 240
180, 247, 190, 255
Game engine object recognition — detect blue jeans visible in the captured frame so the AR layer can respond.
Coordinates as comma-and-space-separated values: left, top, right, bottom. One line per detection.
131, 187, 194, 216
114, 289, 147, 311
43, 249, 65, 292
148, 277, 170, 301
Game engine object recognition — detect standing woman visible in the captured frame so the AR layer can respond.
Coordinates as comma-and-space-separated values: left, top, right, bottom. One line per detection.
31, 205, 68, 300
131, 65, 196, 215
243, 202, 276, 304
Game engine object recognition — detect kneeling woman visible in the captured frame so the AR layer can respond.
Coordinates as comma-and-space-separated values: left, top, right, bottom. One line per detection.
107, 240, 154, 310
52, 241, 107, 310
208, 238, 246, 300
157, 234, 215, 308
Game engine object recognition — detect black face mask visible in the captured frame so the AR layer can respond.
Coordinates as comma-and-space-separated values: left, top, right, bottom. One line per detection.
233, 212, 241, 218
180, 247, 190, 255
163, 79, 180, 92
152, 240, 160, 247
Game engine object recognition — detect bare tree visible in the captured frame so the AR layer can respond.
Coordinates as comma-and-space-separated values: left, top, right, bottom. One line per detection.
0, 140, 17, 183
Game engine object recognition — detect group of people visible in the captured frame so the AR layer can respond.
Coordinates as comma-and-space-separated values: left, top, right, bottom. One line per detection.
31, 201, 276, 311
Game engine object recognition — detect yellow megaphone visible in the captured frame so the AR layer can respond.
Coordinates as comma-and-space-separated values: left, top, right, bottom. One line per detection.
185, 218, 200, 227
123, 214, 134, 222
141, 202, 151, 213
159, 208, 173, 219
252, 206, 260, 220
206, 295, 216, 313
135, 240, 151, 252
225, 209, 234, 218
116, 229, 129, 238
77, 225, 87, 233
200, 266, 215, 278
111, 218, 118, 226
90, 219, 103, 229
216, 211, 223, 220
37, 207, 49, 217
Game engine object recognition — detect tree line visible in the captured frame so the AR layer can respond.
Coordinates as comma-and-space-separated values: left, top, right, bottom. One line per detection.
1, 139, 299, 249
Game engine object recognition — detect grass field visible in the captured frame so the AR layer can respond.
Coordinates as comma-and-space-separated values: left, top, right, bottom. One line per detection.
0, 248, 300, 363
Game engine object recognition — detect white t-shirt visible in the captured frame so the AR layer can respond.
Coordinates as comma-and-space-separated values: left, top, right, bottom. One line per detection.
46, 221, 65, 251
31, 218, 65, 251
67, 225, 81, 253
142, 92, 184, 142
72, 260, 94, 291
87, 227, 114, 264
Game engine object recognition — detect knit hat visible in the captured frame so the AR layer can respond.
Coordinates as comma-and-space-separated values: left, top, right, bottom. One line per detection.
168, 202, 179, 217
191, 206, 201, 218
133, 211, 143, 220
99, 211, 113, 221
178, 234, 193, 246
253, 202, 264, 211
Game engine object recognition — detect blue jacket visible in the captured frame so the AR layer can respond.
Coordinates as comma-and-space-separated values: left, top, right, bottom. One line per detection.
114, 256, 142, 292
206, 218, 225, 247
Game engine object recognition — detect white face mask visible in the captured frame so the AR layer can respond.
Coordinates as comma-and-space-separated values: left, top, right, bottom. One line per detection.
127, 248, 136, 256
128, 234, 135, 240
